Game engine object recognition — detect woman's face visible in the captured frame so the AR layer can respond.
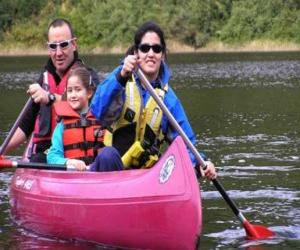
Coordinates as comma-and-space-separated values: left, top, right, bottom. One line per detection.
136, 31, 164, 81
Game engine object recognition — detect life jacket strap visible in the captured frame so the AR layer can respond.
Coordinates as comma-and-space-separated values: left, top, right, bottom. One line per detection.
64, 141, 104, 151
64, 119, 100, 129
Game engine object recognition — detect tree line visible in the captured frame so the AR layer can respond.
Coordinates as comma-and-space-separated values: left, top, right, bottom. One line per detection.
0, 0, 300, 51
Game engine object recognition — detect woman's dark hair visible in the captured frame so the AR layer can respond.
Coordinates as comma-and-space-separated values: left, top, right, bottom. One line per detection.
67, 67, 96, 93
125, 21, 167, 57
134, 21, 166, 53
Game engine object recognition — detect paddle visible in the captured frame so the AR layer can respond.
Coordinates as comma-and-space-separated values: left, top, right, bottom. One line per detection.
0, 159, 67, 171
0, 98, 33, 156
136, 69, 275, 240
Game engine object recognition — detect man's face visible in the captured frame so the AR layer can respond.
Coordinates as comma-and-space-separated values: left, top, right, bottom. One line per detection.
47, 24, 77, 76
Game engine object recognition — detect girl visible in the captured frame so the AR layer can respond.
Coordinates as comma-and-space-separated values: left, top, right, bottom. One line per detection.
47, 67, 123, 171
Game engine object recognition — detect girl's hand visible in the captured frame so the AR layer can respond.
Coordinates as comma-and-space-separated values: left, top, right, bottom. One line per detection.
120, 55, 138, 78
200, 161, 217, 180
66, 159, 87, 171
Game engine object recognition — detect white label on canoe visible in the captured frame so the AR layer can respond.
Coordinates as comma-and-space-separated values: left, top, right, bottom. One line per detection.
15, 176, 34, 190
24, 179, 34, 190
159, 155, 175, 184
15, 176, 25, 188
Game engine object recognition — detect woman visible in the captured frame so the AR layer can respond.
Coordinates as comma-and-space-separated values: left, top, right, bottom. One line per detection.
91, 21, 216, 179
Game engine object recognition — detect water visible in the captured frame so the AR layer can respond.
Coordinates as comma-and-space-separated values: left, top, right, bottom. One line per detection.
0, 52, 300, 249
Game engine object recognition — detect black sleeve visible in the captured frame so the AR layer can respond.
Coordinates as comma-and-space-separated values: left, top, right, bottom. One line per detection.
18, 72, 43, 137
19, 101, 40, 137
116, 70, 129, 87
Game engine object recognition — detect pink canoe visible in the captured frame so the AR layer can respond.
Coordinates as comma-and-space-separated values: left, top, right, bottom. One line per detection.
10, 136, 202, 249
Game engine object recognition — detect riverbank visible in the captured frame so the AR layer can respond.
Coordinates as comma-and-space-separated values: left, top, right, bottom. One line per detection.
0, 40, 299, 56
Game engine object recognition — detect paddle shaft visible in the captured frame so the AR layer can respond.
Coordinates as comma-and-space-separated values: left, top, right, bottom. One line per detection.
137, 69, 245, 223
0, 98, 33, 155
0, 159, 67, 171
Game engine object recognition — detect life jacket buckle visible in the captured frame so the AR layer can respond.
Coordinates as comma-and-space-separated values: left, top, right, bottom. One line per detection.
82, 141, 89, 150
80, 118, 88, 127
94, 128, 104, 138
124, 108, 135, 122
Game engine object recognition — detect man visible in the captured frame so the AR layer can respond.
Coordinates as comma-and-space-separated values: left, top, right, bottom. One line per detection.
4, 18, 98, 162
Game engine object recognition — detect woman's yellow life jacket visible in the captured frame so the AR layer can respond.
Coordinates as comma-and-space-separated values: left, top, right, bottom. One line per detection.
111, 75, 168, 168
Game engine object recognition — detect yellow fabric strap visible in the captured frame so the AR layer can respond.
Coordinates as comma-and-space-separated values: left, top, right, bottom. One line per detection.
138, 84, 168, 142
113, 75, 141, 131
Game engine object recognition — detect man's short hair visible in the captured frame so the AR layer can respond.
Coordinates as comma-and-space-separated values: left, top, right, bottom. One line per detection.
47, 18, 75, 39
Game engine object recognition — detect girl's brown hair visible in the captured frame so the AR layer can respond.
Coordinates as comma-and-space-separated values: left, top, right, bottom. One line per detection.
62, 67, 96, 101
67, 67, 96, 92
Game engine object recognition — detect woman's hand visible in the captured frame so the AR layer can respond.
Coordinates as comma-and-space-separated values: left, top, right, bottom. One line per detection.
66, 159, 88, 171
200, 161, 217, 180
120, 55, 138, 78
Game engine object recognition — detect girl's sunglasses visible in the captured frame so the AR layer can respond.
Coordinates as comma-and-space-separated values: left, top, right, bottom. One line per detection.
47, 38, 75, 51
138, 43, 163, 54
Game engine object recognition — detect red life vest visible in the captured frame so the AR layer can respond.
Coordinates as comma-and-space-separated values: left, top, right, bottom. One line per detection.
32, 71, 69, 144
54, 101, 106, 165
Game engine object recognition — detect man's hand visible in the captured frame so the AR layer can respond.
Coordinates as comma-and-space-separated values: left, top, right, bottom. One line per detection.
27, 83, 49, 104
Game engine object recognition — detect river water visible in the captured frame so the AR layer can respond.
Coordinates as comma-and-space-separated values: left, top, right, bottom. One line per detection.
0, 52, 299, 249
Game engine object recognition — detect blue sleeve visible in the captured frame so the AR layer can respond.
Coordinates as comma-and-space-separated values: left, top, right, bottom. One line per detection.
90, 66, 125, 120
162, 87, 198, 166
47, 122, 68, 165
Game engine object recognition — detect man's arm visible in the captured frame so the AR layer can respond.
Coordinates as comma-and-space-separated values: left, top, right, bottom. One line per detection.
3, 75, 43, 154
2, 127, 27, 154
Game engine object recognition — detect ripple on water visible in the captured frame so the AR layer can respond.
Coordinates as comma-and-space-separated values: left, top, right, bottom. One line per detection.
202, 189, 300, 201
0, 71, 108, 90
206, 225, 300, 249
197, 132, 300, 166
0, 172, 13, 198
0, 72, 39, 89
171, 60, 300, 89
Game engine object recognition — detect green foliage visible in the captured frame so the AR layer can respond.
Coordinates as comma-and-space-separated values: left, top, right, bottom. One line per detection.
0, 0, 299, 49
0, 0, 48, 41
219, 0, 300, 43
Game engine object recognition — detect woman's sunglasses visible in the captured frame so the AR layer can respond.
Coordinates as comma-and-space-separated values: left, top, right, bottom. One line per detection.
47, 38, 75, 51
138, 43, 163, 54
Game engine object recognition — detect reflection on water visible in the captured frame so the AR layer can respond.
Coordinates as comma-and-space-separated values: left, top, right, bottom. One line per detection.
0, 52, 300, 249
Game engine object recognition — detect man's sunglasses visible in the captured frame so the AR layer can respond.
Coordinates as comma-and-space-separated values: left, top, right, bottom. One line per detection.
138, 43, 163, 54
47, 38, 75, 51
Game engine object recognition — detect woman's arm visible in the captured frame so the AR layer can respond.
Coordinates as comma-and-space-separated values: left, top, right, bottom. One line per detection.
90, 66, 125, 121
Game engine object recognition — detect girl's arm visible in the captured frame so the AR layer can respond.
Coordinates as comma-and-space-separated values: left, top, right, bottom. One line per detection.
47, 122, 67, 165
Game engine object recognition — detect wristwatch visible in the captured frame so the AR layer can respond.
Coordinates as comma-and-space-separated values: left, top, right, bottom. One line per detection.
47, 93, 56, 106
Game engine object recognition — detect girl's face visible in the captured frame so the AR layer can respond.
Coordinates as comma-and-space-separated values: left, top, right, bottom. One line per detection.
66, 75, 92, 112
136, 31, 164, 81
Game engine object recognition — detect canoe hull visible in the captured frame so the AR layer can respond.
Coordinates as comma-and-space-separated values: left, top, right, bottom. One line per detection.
10, 136, 202, 249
